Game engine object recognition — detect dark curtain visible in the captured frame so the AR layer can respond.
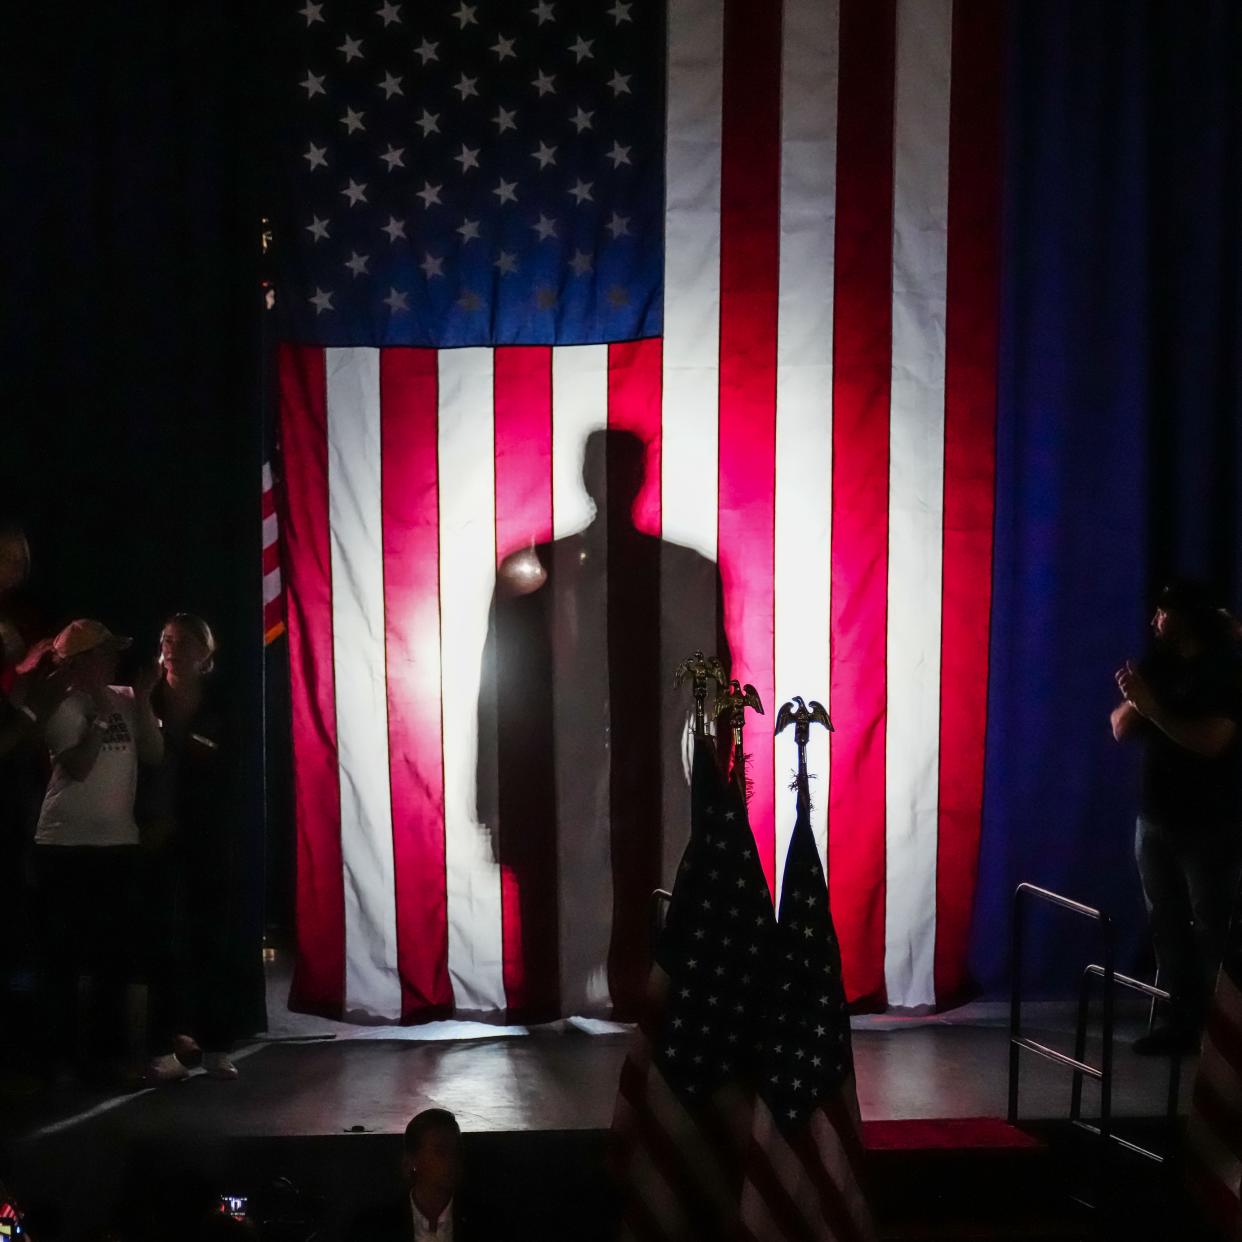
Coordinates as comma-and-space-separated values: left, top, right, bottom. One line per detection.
972, 0, 1242, 994
1, 4, 271, 1031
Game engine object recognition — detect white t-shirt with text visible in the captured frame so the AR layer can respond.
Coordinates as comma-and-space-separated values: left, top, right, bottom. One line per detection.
35, 687, 141, 847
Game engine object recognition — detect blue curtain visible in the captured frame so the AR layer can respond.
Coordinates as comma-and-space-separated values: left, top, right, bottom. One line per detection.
972, 0, 1242, 994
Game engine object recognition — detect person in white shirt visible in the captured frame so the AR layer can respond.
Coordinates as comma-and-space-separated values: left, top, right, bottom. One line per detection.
33, 618, 163, 1084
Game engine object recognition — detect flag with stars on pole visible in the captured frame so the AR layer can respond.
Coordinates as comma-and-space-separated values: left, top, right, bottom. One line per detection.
612, 738, 776, 1241
739, 772, 875, 1242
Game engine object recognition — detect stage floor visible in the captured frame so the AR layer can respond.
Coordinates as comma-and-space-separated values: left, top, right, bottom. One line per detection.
10, 956, 1194, 1144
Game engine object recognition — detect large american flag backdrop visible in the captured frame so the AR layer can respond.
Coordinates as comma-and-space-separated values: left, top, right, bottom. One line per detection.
273, 0, 1002, 1022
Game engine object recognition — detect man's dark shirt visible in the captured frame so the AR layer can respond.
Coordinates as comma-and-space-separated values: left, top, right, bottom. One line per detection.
1138, 645, 1242, 829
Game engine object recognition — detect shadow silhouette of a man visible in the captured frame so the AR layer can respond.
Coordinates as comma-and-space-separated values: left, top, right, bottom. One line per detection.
477, 428, 729, 1020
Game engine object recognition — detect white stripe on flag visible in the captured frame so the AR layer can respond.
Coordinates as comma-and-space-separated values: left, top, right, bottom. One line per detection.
325, 347, 401, 1020
262, 460, 273, 491
810, 1102, 874, 1240
884, 0, 953, 1010
774, 0, 840, 901
263, 513, 279, 547
660, 0, 725, 887
437, 347, 506, 1014
661, 0, 722, 564
550, 345, 613, 1015
263, 568, 282, 606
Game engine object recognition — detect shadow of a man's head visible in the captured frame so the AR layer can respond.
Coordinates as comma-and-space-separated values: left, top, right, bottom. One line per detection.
582, 427, 648, 526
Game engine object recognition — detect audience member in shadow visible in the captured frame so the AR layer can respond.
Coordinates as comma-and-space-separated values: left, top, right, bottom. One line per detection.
477, 428, 729, 1021
345, 1108, 493, 1242
1113, 579, 1242, 1053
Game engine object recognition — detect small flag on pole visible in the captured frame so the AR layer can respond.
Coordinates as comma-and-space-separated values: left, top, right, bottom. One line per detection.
613, 738, 776, 1241
739, 773, 875, 1242
262, 460, 285, 646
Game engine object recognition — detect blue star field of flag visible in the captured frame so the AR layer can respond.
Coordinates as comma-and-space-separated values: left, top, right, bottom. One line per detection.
652, 741, 777, 1101
275, 0, 665, 347
755, 779, 854, 1133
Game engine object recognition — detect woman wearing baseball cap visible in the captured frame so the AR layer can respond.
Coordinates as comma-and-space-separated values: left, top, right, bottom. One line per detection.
33, 618, 164, 1084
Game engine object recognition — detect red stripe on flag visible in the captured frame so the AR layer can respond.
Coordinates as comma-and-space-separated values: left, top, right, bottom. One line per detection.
742, 1132, 821, 1242
380, 349, 453, 1021
790, 1114, 868, 1242
494, 347, 554, 563
492, 346, 559, 1020
934, 0, 1004, 1006
262, 542, 281, 577
278, 343, 345, 1019
261, 486, 278, 522
608, 339, 663, 537
718, 0, 782, 895
829, 0, 897, 1010
606, 339, 666, 1016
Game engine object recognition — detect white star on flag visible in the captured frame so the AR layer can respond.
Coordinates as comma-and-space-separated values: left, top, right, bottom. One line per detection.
494, 251, 518, 275
608, 71, 632, 96
453, 3, 477, 29
571, 107, 593, 133
531, 141, 557, 169
416, 110, 440, 137
493, 179, 519, 205
420, 253, 444, 279
380, 216, 406, 242
531, 1, 554, 24
303, 142, 328, 171
532, 70, 556, 96
415, 181, 442, 208
340, 107, 366, 134
531, 214, 557, 240
454, 74, 478, 101
454, 145, 481, 173
492, 35, 517, 61
309, 288, 333, 314
344, 251, 370, 277
380, 145, 405, 170
414, 38, 438, 65
493, 106, 517, 134
338, 35, 363, 63
301, 70, 326, 98
606, 212, 631, 238
568, 179, 593, 204
456, 218, 481, 243
570, 249, 592, 275
607, 0, 632, 23
341, 179, 368, 206
383, 287, 410, 311
376, 1, 402, 27
606, 141, 632, 167
570, 35, 594, 62
305, 216, 330, 243
298, 1, 324, 25
379, 72, 403, 99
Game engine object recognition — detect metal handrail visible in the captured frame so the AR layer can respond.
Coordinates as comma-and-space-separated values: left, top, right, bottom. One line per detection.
1008, 882, 1115, 1142
1070, 964, 1180, 1164
650, 888, 672, 953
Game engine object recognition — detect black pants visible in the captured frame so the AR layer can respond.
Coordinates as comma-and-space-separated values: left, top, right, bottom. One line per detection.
1135, 817, 1242, 1030
34, 844, 141, 1065
144, 849, 234, 1055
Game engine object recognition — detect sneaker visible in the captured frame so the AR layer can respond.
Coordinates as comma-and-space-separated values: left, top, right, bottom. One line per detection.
173, 1034, 203, 1068
203, 1052, 239, 1081
145, 1053, 191, 1084
1132, 1024, 1200, 1056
